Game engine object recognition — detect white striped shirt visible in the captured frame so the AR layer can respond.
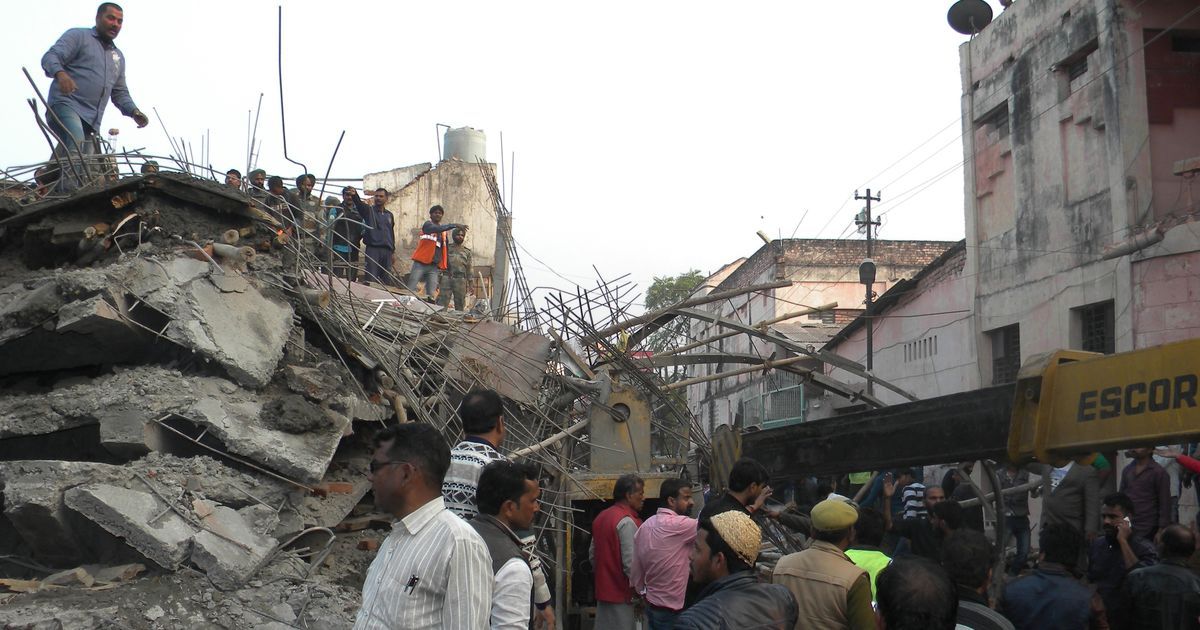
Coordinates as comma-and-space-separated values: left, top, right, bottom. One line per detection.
354, 497, 493, 630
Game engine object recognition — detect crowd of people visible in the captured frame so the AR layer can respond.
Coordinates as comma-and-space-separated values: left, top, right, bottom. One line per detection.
212, 170, 473, 303
35, 2, 475, 306
351, 390, 1200, 630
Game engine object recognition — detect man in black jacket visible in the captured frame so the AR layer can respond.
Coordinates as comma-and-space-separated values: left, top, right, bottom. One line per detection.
1122, 524, 1200, 630
357, 188, 396, 286
674, 511, 797, 630
329, 187, 367, 281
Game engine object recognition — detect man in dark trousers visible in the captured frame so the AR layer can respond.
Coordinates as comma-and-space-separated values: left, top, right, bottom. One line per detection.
471, 461, 541, 630
328, 187, 366, 281
357, 188, 396, 286
590, 474, 644, 630
41, 3, 149, 189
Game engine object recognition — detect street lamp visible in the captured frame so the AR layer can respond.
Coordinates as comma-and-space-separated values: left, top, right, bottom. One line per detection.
860, 258, 877, 396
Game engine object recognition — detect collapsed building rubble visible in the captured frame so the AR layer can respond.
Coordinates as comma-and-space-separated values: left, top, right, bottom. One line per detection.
0, 150, 893, 627
0, 162, 588, 628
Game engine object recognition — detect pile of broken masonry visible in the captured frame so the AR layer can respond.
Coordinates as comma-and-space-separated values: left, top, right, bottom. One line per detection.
0, 172, 555, 628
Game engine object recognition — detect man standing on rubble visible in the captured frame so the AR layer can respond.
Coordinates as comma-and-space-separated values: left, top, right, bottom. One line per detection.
408, 205, 466, 300
631, 478, 697, 630
288, 174, 320, 228
354, 423, 491, 629
41, 3, 149, 183
357, 188, 396, 286
441, 389, 557, 629
436, 228, 473, 310
471, 461, 542, 630
328, 187, 366, 281
247, 169, 268, 201
224, 169, 242, 189
591, 474, 645, 629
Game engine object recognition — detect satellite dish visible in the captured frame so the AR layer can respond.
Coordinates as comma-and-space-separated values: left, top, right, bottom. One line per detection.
948, 0, 993, 35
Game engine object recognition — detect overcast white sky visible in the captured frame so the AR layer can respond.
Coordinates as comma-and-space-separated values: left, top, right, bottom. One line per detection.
2, 1, 991, 309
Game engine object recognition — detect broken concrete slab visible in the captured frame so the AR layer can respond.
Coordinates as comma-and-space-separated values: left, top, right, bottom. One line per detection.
0, 256, 292, 388
0, 460, 129, 566
190, 499, 276, 590
285, 364, 345, 402
445, 319, 553, 405
184, 387, 350, 484
64, 483, 194, 570
1, 367, 352, 484
162, 274, 292, 389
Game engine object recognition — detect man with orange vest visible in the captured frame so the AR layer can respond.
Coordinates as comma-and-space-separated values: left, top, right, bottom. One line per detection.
590, 474, 645, 629
406, 205, 466, 300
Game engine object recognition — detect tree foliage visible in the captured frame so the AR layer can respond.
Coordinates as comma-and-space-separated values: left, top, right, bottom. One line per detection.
645, 269, 705, 311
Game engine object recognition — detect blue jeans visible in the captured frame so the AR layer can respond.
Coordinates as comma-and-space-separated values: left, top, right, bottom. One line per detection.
645, 605, 678, 630
406, 260, 440, 296
46, 103, 95, 190
47, 102, 90, 153
1006, 515, 1031, 574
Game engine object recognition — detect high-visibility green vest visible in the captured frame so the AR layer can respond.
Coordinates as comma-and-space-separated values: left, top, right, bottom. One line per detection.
845, 548, 891, 600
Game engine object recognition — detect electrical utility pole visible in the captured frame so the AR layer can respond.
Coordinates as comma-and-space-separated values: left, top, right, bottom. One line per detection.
855, 189, 882, 396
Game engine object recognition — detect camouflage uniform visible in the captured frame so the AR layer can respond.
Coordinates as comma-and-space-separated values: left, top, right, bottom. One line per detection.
436, 243, 473, 310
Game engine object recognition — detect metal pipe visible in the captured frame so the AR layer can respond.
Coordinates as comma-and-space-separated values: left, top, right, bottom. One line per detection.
588, 279, 792, 340
277, 6, 308, 174
511, 419, 590, 459
22, 68, 88, 182
658, 301, 839, 357
664, 355, 810, 391
26, 99, 82, 184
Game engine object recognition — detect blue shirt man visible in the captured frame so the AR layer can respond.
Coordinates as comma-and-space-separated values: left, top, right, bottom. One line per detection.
41, 3, 148, 154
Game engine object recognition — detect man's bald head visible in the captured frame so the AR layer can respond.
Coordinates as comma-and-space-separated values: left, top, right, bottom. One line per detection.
1159, 524, 1196, 560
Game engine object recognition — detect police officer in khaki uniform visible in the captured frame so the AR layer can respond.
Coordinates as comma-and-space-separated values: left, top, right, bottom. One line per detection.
436, 228, 472, 310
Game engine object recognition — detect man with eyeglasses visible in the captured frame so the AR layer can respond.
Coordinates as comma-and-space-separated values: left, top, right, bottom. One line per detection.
353, 423, 491, 629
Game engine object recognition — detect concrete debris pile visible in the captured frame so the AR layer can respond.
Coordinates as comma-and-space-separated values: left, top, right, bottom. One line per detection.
0, 171, 559, 628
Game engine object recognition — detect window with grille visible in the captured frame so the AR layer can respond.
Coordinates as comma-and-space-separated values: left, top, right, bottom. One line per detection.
1074, 301, 1115, 355
977, 103, 1010, 141
989, 324, 1020, 385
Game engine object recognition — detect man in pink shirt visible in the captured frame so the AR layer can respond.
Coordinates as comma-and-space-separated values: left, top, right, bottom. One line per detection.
631, 478, 697, 630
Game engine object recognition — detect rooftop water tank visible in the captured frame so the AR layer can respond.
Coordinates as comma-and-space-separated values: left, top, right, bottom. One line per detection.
443, 127, 487, 163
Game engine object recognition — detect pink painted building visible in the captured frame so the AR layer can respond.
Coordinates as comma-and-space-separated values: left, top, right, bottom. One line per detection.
825, 0, 1200, 401
959, 0, 1200, 377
